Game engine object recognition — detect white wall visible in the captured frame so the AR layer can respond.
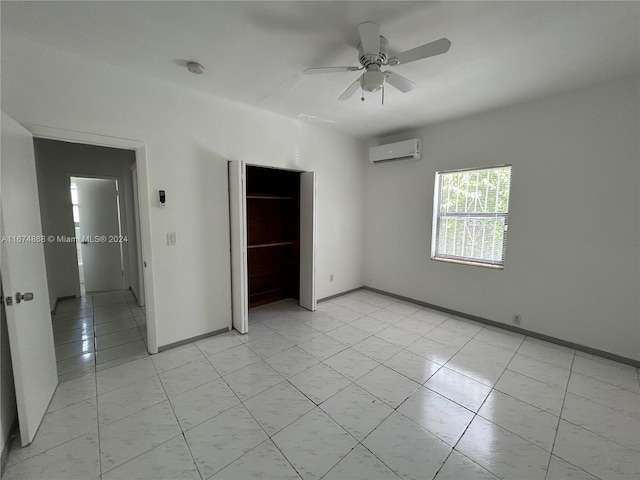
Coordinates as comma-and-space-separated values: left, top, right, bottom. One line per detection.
34, 139, 138, 310
2, 37, 365, 347
364, 77, 640, 361
1, 280, 17, 463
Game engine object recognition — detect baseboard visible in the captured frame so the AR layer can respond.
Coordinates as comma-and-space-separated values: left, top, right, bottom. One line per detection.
0, 417, 18, 477
320, 285, 639, 368
52, 295, 77, 315
318, 287, 365, 303
157, 327, 230, 353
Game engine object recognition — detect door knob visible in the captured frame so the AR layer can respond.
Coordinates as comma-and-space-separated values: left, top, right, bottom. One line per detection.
15, 292, 34, 304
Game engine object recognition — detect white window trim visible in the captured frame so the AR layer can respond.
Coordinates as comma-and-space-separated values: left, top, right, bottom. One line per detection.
431, 164, 512, 269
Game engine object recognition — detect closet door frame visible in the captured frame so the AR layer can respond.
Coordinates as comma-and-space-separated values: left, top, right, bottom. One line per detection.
228, 161, 317, 333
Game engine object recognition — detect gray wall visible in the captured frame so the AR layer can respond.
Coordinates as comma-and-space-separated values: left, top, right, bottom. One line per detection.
34, 139, 139, 309
364, 77, 640, 361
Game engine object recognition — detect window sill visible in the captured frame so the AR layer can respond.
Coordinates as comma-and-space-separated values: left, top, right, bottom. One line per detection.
431, 256, 504, 270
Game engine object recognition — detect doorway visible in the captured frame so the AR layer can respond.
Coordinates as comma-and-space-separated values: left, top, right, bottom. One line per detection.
70, 177, 125, 294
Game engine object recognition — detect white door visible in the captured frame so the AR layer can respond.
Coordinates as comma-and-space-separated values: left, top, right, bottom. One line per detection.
74, 177, 123, 292
299, 171, 317, 311
1, 112, 58, 446
228, 160, 248, 333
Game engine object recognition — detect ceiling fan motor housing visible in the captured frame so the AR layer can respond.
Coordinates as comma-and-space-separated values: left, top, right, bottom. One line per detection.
358, 36, 388, 68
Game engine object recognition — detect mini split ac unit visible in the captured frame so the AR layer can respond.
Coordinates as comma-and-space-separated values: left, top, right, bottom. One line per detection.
369, 138, 422, 164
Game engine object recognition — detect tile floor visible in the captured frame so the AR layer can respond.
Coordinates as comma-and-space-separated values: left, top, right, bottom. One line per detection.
51, 290, 148, 382
4, 290, 639, 480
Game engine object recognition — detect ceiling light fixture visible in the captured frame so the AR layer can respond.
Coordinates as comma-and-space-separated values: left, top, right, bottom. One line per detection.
187, 61, 205, 74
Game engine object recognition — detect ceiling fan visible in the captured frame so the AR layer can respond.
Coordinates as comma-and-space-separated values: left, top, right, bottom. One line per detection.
304, 21, 451, 101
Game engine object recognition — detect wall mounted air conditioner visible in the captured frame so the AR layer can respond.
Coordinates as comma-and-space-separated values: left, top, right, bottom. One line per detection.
369, 138, 422, 164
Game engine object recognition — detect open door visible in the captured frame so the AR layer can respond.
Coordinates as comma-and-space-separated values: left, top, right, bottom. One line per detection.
1, 112, 57, 446
299, 171, 317, 311
228, 160, 248, 333
74, 177, 124, 292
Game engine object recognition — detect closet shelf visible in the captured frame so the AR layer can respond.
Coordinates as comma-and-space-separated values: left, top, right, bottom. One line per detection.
248, 241, 295, 249
246, 194, 295, 200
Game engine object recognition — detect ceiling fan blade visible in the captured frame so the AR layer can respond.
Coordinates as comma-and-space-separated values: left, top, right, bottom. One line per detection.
358, 21, 380, 56
303, 66, 360, 75
391, 38, 451, 65
385, 71, 416, 93
339, 76, 362, 100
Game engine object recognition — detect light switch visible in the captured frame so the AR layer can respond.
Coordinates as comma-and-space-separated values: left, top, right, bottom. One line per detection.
167, 232, 177, 245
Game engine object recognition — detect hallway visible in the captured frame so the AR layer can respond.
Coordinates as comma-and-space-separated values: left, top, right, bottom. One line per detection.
52, 290, 147, 382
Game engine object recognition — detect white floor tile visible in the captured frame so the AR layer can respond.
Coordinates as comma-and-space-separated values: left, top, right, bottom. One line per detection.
567, 372, 640, 419
398, 387, 474, 446
494, 369, 566, 416
96, 357, 156, 394
553, 420, 640, 480
363, 412, 451, 480
349, 316, 389, 334
223, 360, 284, 401
206, 344, 263, 376
425, 367, 491, 412
102, 435, 200, 480
158, 358, 220, 397
445, 352, 507, 386
507, 353, 571, 389
47, 372, 96, 413
150, 343, 204, 373
244, 381, 315, 435
456, 416, 550, 480
351, 336, 402, 363
185, 404, 268, 479
478, 390, 558, 451
12, 291, 640, 480
545, 455, 600, 480
355, 365, 420, 408
289, 363, 351, 404
325, 324, 372, 346
272, 408, 358, 480
263, 346, 320, 378
97, 375, 167, 427
7, 398, 97, 467
99, 401, 181, 474
517, 337, 575, 369
210, 440, 301, 480
297, 334, 348, 361
434, 450, 499, 480
169, 377, 240, 431
320, 383, 393, 440
246, 333, 295, 359
323, 348, 380, 382
561, 392, 640, 452
405, 337, 459, 365
2, 432, 100, 480
383, 349, 441, 384
374, 325, 420, 347
323, 444, 401, 480
195, 332, 243, 357
571, 354, 640, 393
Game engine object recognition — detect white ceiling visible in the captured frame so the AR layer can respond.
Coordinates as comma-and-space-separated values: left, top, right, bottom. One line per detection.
2, 1, 639, 138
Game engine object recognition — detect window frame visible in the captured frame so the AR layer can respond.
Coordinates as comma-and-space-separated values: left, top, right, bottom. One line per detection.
431, 164, 512, 269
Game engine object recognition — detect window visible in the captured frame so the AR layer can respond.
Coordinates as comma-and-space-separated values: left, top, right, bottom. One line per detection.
431, 165, 512, 268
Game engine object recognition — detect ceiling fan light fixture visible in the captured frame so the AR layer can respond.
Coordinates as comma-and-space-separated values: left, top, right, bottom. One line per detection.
361, 70, 385, 93
187, 61, 205, 75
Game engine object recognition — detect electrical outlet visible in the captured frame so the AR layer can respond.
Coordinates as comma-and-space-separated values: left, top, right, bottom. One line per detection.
329, 274, 334, 282
513, 314, 521, 325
